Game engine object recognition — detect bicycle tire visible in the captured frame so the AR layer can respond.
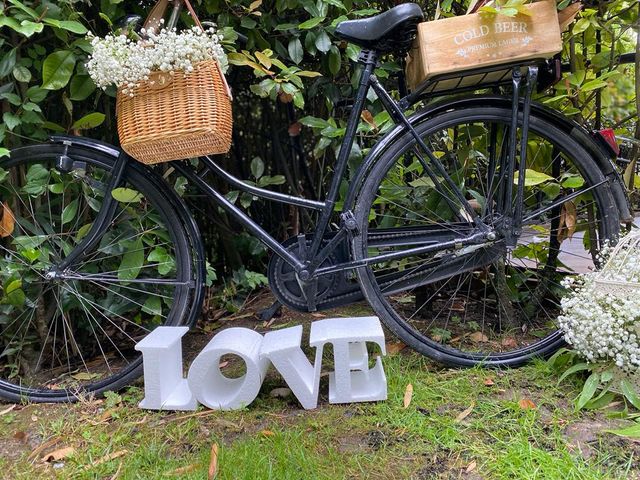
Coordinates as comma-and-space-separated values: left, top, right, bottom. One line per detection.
0, 143, 203, 402
353, 105, 620, 367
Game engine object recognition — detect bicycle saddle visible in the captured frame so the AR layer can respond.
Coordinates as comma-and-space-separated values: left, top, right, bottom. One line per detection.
335, 3, 424, 53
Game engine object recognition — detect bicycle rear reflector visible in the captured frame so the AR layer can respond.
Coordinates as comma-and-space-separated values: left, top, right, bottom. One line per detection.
595, 128, 621, 156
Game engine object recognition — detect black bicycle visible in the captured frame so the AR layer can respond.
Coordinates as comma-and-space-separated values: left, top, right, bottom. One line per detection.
1, 3, 633, 402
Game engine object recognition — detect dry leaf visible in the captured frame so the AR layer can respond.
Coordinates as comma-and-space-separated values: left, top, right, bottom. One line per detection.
466, 460, 477, 473
0, 404, 16, 416
288, 122, 301, 137
41, 446, 75, 462
386, 341, 406, 355
518, 398, 537, 410
14, 431, 28, 443
278, 92, 293, 103
310, 313, 325, 318
166, 464, 199, 476
455, 402, 475, 423
469, 332, 488, 343
109, 461, 123, 480
260, 430, 275, 437
0, 202, 15, 238
208, 443, 219, 480
29, 436, 62, 462
451, 299, 466, 312
218, 361, 229, 369
403, 384, 413, 409
483, 378, 495, 387
83, 449, 128, 471
501, 337, 517, 348
361, 110, 377, 129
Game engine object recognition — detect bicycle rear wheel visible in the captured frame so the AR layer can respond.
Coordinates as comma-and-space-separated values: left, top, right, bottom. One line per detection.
0, 144, 202, 402
353, 106, 620, 367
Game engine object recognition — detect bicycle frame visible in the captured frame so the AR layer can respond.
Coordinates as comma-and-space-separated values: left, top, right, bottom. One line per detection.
51, 49, 540, 295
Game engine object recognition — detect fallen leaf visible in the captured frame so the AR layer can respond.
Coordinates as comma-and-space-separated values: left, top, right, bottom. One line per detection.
466, 460, 477, 472
218, 361, 229, 369
0, 202, 15, 237
451, 299, 466, 312
0, 404, 16, 416
455, 402, 475, 423
501, 337, 518, 348
518, 398, 537, 410
208, 443, 219, 480
260, 430, 275, 437
83, 449, 128, 471
71, 372, 100, 381
14, 431, 28, 443
166, 463, 199, 476
42, 446, 75, 462
403, 384, 413, 409
386, 341, 406, 355
29, 436, 62, 462
311, 313, 325, 318
483, 378, 495, 387
469, 332, 488, 343
31, 414, 38, 422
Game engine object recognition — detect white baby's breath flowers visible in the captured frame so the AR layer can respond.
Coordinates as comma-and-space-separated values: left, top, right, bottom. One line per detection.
86, 25, 227, 94
558, 239, 640, 374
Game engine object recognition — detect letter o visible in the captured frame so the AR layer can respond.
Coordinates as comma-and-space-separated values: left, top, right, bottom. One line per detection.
187, 328, 269, 410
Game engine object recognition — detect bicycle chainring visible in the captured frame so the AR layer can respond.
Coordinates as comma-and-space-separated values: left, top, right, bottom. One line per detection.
267, 236, 340, 312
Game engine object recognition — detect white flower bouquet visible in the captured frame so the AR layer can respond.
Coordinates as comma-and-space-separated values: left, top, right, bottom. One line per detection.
86, 23, 228, 96
553, 232, 640, 411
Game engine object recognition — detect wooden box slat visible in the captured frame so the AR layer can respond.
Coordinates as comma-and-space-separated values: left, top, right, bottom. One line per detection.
406, 0, 563, 91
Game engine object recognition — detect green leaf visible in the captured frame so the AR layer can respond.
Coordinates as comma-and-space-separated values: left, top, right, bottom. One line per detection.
299, 116, 330, 129
558, 362, 590, 383
148, 247, 174, 276
514, 169, 554, 187
69, 75, 96, 101
75, 223, 92, 242
315, 31, 331, 53
0, 148, 9, 159
620, 379, 640, 410
299, 17, 324, 29
43, 19, 88, 34
12, 66, 31, 83
8, 0, 38, 19
581, 79, 608, 92
606, 422, 640, 438
561, 176, 585, 189
573, 18, 590, 35
2, 112, 20, 131
576, 372, 600, 410
41, 50, 76, 90
6, 279, 22, 295
142, 296, 162, 316
61, 198, 79, 225
111, 187, 142, 203
71, 112, 105, 130
288, 38, 303, 65
250, 157, 265, 179
20, 248, 40, 263
328, 46, 341, 75
0, 48, 17, 78
118, 238, 145, 281
26, 86, 47, 102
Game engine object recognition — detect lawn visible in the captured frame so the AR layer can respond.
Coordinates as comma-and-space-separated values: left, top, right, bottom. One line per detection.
1, 301, 639, 479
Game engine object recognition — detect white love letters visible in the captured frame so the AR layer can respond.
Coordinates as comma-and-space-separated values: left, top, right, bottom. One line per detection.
135, 316, 387, 411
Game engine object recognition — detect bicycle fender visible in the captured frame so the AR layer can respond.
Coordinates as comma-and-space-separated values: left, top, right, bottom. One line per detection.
48, 134, 207, 326
344, 96, 632, 223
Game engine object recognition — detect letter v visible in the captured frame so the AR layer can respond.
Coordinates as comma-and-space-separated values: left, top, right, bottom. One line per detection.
260, 326, 323, 410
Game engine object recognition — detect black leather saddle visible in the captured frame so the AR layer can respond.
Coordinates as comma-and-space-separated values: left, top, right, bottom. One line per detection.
335, 3, 424, 54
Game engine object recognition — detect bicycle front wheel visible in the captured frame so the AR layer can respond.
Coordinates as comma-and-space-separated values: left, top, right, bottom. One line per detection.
353, 106, 620, 367
0, 144, 202, 402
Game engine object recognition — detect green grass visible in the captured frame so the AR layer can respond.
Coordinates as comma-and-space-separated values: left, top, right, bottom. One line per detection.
0, 352, 638, 479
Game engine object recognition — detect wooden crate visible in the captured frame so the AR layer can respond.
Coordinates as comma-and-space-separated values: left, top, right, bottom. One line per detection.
406, 0, 563, 91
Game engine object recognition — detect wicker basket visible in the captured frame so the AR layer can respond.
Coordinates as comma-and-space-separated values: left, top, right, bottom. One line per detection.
116, 60, 233, 164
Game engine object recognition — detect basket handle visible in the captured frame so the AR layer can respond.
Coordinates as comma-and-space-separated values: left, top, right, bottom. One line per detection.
142, 0, 233, 100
